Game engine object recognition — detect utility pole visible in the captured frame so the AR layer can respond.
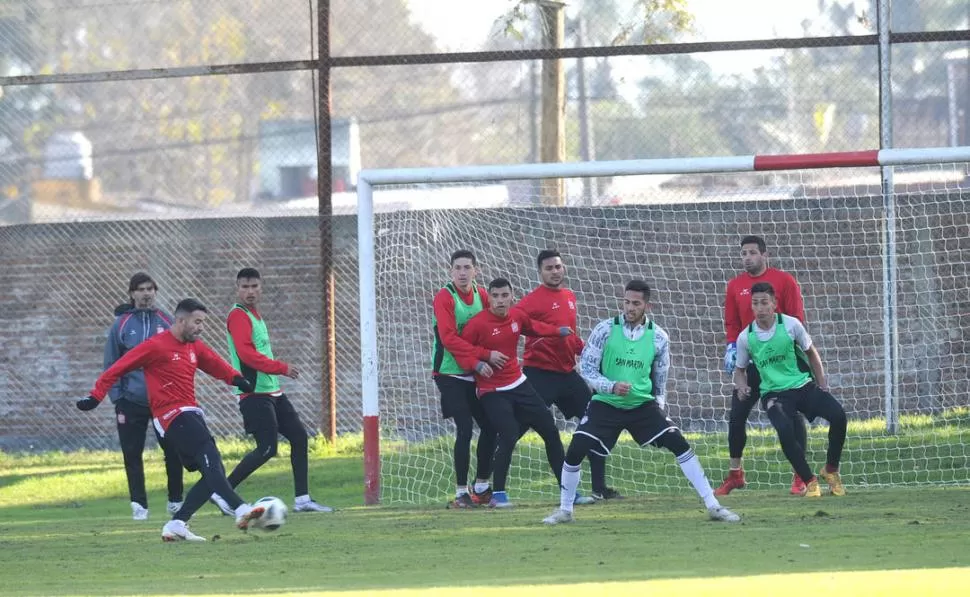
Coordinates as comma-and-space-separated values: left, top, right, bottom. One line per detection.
575, 15, 595, 205
538, 0, 565, 206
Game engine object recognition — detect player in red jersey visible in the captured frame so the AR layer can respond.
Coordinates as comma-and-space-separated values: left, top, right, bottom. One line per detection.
715, 235, 811, 496
458, 278, 572, 508
77, 298, 266, 542
517, 250, 618, 502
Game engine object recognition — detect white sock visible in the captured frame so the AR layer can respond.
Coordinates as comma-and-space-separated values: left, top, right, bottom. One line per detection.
473, 481, 489, 493
295, 494, 311, 504
456, 487, 469, 497
560, 463, 581, 512
234, 504, 252, 517
677, 449, 720, 510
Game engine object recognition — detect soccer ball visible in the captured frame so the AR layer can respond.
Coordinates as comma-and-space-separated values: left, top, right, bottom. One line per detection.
253, 496, 288, 531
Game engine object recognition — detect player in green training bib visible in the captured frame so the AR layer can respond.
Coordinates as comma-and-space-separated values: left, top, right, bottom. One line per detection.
209, 267, 333, 516
733, 282, 847, 498
431, 250, 500, 508
543, 280, 740, 525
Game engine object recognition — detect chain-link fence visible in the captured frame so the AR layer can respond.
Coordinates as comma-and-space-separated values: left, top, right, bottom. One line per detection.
1, 0, 968, 450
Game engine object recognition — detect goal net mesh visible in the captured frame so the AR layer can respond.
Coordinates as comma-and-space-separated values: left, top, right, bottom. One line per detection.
372, 162, 970, 504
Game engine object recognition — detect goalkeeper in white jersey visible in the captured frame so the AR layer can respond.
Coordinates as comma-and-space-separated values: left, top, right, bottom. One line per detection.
543, 280, 740, 525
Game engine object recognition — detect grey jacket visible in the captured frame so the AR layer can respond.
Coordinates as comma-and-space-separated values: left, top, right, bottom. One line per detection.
103, 304, 173, 406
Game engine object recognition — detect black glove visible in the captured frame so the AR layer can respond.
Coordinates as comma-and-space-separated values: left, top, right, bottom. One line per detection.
76, 396, 100, 411
232, 376, 254, 393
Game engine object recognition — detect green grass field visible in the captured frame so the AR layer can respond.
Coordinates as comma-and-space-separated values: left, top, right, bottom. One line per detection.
2, 428, 970, 596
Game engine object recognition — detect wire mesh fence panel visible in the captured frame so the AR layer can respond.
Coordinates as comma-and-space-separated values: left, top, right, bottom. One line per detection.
0, 0, 967, 464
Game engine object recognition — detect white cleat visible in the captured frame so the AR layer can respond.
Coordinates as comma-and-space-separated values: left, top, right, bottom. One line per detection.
573, 492, 596, 506
234, 504, 266, 530
131, 502, 149, 521
209, 493, 234, 516
542, 509, 574, 525
167, 501, 183, 516
161, 519, 206, 542
708, 505, 741, 522
293, 499, 334, 513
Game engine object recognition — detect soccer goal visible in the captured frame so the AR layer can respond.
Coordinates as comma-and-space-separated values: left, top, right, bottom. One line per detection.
356, 147, 970, 505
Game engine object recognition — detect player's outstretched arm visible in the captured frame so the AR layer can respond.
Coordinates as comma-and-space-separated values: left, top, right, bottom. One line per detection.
518, 310, 571, 338
196, 341, 250, 391
87, 340, 157, 405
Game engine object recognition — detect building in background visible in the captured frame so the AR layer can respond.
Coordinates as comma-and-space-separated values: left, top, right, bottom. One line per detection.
257, 117, 360, 201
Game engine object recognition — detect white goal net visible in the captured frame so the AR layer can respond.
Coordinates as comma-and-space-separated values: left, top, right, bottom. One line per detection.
365, 156, 970, 504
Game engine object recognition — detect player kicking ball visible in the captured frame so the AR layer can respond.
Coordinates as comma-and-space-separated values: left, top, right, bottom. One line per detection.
77, 299, 268, 541
543, 280, 740, 525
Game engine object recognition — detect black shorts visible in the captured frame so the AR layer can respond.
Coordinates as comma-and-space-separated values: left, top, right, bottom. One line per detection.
239, 393, 301, 436
523, 367, 591, 420
480, 381, 552, 429
434, 375, 487, 422
162, 410, 215, 472
760, 382, 833, 423
575, 400, 678, 457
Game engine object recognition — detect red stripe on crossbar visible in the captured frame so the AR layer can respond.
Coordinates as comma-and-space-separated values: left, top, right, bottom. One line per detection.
754, 150, 879, 171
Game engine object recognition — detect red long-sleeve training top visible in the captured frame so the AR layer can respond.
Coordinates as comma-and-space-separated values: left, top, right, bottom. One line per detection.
90, 330, 240, 431
458, 309, 563, 396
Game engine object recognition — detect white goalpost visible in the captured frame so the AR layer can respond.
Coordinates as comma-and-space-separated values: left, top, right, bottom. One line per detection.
357, 147, 970, 505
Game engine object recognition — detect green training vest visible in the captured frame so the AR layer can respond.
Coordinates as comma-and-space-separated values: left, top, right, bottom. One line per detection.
432, 283, 483, 375
746, 314, 811, 393
592, 317, 656, 410
227, 305, 281, 395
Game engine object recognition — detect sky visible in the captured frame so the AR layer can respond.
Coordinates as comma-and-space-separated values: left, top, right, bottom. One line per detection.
405, 0, 870, 73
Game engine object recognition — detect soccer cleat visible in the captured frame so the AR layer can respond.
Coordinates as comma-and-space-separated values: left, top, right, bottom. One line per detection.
488, 492, 513, 509
708, 505, 741, 522
542, 509, 574, 525
209, 493, 234, 516
574, 491, 596, 506
790, 474, 807, 496
293, 499, 334, 513
714, 469, 746, 496
167, 501, 183, 516
470, 487, 493, 505
819, 468, 846, 497
803, 478, 822, 498
161, 519, 206, 542
591, 487, 624, 501
449, 493, 476, 509
235, 504, 266, 530
131, 502, 149, 521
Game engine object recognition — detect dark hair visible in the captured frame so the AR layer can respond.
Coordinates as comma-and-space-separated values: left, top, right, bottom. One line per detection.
450, 250, 477, 266
236, 267, 261, 281
740, 235, 767, 253
128, 272, 157, 293
536, 249, 562, 269
624, 279, 651, 301
127, 272, 157, 306
751, 282, 776, 297
488, 277, 512, 292
175, 298, 208, 316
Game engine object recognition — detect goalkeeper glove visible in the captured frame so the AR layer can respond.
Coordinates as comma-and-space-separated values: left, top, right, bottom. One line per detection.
232, 376, 255, 393
723, 342, 737, 374
76, 396, 100, 411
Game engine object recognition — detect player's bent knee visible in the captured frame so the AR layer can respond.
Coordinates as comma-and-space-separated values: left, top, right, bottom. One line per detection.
656, 430, 690, 456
